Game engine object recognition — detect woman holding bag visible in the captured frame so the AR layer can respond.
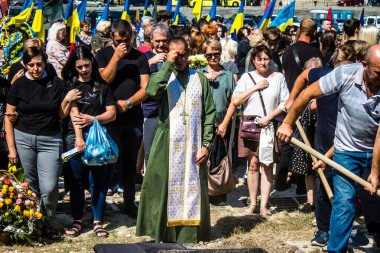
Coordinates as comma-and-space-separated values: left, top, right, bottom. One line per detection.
61, 46, 116, 237
231, 45, 289, 216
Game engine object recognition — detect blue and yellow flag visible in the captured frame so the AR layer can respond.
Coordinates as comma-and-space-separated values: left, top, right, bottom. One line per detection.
359, 8, 364, 26
65, 0, 81, 43
7, 0, 34, 26
166, 0, 173, 12
172, 0, 181, 25
206, 0, 217, 22
269, 0, 295, 31
121, 0, 131, 22
192, 0, 203, 21
31, 0, 44, 42
101, 0, 110, 20
257, 0, 276, 30
143, 0, 149, 16
77, 0, 87, 22
229, 0, 244, 34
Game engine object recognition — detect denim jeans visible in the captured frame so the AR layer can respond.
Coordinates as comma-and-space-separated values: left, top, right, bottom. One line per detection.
14, 129, 62, 218
328, 150, 380, 253
66, 135, 108, 221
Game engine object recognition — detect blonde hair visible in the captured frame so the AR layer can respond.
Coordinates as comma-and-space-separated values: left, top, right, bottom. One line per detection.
202, 39, 222, 54
332, 44, 356, 65
353, 40, 370, 62
220, 39, 238, 63
47, 22, 66, 41
189, 31, 207, 55
359, 25, 379, 46
249, 34, 268, 48
23, 38, 44, 53
300, 18, 317, 37
96, 20, 112, 34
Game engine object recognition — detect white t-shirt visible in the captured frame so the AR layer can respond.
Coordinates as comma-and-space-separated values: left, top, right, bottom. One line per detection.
233, 71, 289, 118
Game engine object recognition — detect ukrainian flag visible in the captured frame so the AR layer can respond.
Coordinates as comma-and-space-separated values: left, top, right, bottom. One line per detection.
143, 0, 149, 16
166, 0, 172, 12
206, 0, 217, 22
7, 0, 34, 26
192, 0, 203, 21
77, 0, 87, 22
121, 0, 131, 22
65, 0, 81, 43
229, 0, 244, 35
257, 0, 276, 31
101, 0, 110, 20
172, 0, 181, 25
31, 0, 44, 42
269, 0, 295, 31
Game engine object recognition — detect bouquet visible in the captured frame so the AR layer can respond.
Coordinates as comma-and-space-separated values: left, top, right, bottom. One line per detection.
188, 54, 208, 70
0, 164, 43, 243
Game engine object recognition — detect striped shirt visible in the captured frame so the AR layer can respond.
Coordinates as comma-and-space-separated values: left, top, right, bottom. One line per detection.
319, 63, 380, 152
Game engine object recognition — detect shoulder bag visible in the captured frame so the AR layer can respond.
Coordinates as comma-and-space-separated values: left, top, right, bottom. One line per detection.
239, 73, 267, 142
208, 138, 236, 196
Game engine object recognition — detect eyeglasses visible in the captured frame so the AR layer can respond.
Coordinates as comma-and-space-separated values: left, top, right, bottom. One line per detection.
205, 52, 221, 59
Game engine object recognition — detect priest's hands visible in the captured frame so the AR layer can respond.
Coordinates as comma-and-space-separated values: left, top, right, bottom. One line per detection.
167, 50, 178, 63
196, 147, 209, 165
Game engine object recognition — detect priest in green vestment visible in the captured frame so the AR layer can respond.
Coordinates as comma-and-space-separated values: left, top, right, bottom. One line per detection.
136, 37, 216, 243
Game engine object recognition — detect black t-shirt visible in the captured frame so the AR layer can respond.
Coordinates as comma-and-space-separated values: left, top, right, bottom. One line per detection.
8, 61, 57, 83
308, 67, 337, 154
235, 37, 252, 77
282, 41, 324, 91
142, 50, 159, 118
0, 77, 10, 130
7, 75, 66, 136
66, 81, 115, 135
95, 47, 150, 125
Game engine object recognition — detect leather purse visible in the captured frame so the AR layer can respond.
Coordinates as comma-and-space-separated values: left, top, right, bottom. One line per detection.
208, 138, 236, 196
239, 73, 267, 142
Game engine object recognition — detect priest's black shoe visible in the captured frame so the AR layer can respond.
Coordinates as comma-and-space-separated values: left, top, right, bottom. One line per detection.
123, 203, 138, 219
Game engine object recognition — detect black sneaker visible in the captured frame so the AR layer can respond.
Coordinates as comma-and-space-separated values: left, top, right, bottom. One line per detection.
299, 203, 315, 213
122, 203, 138, 219
311, 230, 329, 247
349, 229, 369, 246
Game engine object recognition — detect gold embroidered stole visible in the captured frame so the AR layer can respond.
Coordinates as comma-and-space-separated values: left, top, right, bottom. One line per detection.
166, 68, 203, 227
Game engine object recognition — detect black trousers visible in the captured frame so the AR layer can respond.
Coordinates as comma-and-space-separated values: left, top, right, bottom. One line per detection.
107, 122, 143, 205
276, 142, 293, 191
314, 166, 333, 232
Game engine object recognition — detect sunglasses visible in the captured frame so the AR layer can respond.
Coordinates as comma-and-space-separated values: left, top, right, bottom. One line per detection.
205, 52, 221, 59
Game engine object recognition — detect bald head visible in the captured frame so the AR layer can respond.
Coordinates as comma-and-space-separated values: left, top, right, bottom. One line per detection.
364, 44, 380, 64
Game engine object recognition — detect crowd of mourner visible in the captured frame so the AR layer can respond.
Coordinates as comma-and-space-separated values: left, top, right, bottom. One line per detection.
0, 10, 379, 252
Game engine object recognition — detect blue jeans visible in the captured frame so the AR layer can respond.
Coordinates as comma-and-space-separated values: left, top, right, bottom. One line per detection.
14, 129, 62, 218
328, 150, 380, 253
66, 135, 108, 221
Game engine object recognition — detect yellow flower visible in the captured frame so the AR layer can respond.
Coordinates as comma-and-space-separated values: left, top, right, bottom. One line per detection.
2, 185, 8, 189
1, 189, 6, 195
4, 212, 9, 217
8, 186, 14, 192
29, 209, 34, 216
34, 212, 42, 220
27, 190, 32, 195
4, 199, 11, 205
14, 205, 20, 213
0, 203, 3, 208
23, 210, 29, 218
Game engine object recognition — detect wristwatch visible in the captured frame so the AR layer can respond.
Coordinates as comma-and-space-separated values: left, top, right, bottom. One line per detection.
202, 142, 212, 152
125, 99, 133, 109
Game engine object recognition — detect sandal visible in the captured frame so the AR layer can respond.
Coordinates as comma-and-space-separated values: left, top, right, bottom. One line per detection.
43, 226, 61, 240
245, 205, 258, 215
260, 206, 272, 217
93, 222, 109, 238
65, 220, 82, 237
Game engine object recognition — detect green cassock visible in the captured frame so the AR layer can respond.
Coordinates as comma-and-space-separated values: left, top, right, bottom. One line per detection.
136, 61, 216, 243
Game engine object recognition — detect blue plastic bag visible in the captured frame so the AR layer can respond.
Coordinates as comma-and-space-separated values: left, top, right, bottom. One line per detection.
81, 119, 119, 166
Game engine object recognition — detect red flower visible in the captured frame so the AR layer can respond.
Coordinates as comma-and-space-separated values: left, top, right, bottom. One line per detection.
3, 178, 10, 185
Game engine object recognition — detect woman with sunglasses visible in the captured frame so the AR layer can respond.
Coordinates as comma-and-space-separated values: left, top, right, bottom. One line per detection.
199, 39, 236, 206
4, 46, 81, 239
61, 45, 116, 237
232, 45, 289, 216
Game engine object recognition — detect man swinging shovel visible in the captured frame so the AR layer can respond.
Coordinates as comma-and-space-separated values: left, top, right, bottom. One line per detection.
277, 45, 380, 253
